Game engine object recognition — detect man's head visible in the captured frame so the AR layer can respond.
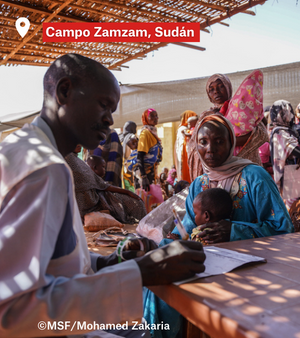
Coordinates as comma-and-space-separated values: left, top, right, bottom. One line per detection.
193, 188, 232, 225
41, 54, 120, 155
87, 155, 106, 178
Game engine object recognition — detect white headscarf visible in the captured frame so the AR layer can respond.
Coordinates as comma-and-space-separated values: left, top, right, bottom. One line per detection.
197, 114, 254, 192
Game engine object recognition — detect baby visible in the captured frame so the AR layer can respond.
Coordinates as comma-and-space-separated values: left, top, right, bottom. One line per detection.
191, 188, 232, 243
184, 116, 198, 137
167, 188, 232, 241
87, 155, 106, 178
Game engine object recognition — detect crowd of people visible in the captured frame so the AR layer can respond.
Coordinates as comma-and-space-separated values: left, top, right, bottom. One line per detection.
0, 52, 299, 338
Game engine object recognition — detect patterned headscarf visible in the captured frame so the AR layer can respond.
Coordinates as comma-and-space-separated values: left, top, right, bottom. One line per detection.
179, 110, 197, 127
270, 100, 295, 128
295, 103, 300, 119
197, 114, 253, 192
141, 108, 160, 141
206, 74, 233, 108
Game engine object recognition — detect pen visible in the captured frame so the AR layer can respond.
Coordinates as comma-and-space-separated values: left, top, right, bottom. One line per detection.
172, 208, 189, 240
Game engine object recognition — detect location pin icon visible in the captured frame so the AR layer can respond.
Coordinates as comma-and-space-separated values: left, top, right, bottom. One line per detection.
16, 17, 30, 38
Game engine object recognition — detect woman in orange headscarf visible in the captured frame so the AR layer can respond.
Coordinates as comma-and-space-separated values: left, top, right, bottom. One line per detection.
175, 110, 197, 182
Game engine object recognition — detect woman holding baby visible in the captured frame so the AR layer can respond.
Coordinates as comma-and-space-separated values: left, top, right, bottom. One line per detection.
144, 114, 293, 338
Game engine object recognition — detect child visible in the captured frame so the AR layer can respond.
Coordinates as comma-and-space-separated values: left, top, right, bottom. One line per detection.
123, 135, 139, 191
174, 180, 190, 194
167, 188, 232, 242
183, 116, 198, 137
159, 172, 172, 200
87, 155, 106, 178
184, 116, 199, 153
166, 168, 177, 196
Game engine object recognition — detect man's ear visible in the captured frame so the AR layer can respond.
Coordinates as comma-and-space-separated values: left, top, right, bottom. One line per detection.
56, 77, 72, 105
204, 211, 211, 222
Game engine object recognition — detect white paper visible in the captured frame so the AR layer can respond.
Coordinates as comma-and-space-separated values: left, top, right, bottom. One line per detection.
282, 164, 300, 200
175, 246, 266, 285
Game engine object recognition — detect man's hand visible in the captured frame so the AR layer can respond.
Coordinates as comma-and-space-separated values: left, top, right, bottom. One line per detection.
96, 237, 157, 270
142, 177, 150, 191
198, 220, 232, 244
135, 240, 206, 285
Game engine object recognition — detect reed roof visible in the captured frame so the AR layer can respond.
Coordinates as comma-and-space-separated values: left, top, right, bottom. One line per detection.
0, 0, 266, 69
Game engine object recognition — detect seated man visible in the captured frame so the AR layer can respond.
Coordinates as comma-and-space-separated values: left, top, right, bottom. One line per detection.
66, 152, 146, 224
0, 53, 206, 337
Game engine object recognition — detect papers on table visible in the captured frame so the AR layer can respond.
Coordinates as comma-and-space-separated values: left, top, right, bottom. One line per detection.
175, 246, 266, 285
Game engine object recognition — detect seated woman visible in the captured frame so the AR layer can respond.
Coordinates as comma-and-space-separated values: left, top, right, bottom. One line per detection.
65, 151, 146, 224
144, 115, 293, 338
166, 114, 293, 243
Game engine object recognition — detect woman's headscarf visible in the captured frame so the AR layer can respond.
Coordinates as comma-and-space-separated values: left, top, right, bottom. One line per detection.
123, 133, 137, 159
179, 110, 197, 127
167, 168, 177, 186
141, 108, 160, 141
206, 74, 233, 109
270, 100, 295, 128
119, 121, 137, 143
142, 108, 156, 126
269, 100, 298, 181
197, 114, 253, 192
295, 103, 300, 120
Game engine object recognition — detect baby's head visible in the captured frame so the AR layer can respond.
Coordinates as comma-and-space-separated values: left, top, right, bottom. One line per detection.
169, 169, 177, 180
193, 188, 232, 225
87, 155, 106, 178
163, 167, 169, 176
187, 116, 198, 129
174, 180, 190, 194
127, 135, 138, 150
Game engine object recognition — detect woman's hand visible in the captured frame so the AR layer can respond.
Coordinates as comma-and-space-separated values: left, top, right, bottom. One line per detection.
142, 177, 150, 191
197, 220, 232, 244
126, 190, 142, 201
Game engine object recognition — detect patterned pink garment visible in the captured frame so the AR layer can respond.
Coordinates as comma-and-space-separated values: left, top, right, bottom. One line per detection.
226, 70, 264, 137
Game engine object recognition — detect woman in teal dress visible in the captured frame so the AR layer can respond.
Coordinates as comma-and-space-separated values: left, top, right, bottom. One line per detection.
144, 114, 294, 338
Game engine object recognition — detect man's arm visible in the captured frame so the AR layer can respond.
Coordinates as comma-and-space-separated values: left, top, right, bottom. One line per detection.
0, 164, 143, 337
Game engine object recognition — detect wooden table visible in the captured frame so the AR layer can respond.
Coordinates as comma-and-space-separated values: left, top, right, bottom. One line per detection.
150, 233, 300, 338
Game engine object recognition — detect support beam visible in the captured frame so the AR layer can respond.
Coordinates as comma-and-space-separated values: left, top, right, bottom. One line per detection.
0, 0, 136, 23
108, 43, 166, 70
0, 0, 75, 65
203, 0, 266, 28
171, 42, 205, 51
